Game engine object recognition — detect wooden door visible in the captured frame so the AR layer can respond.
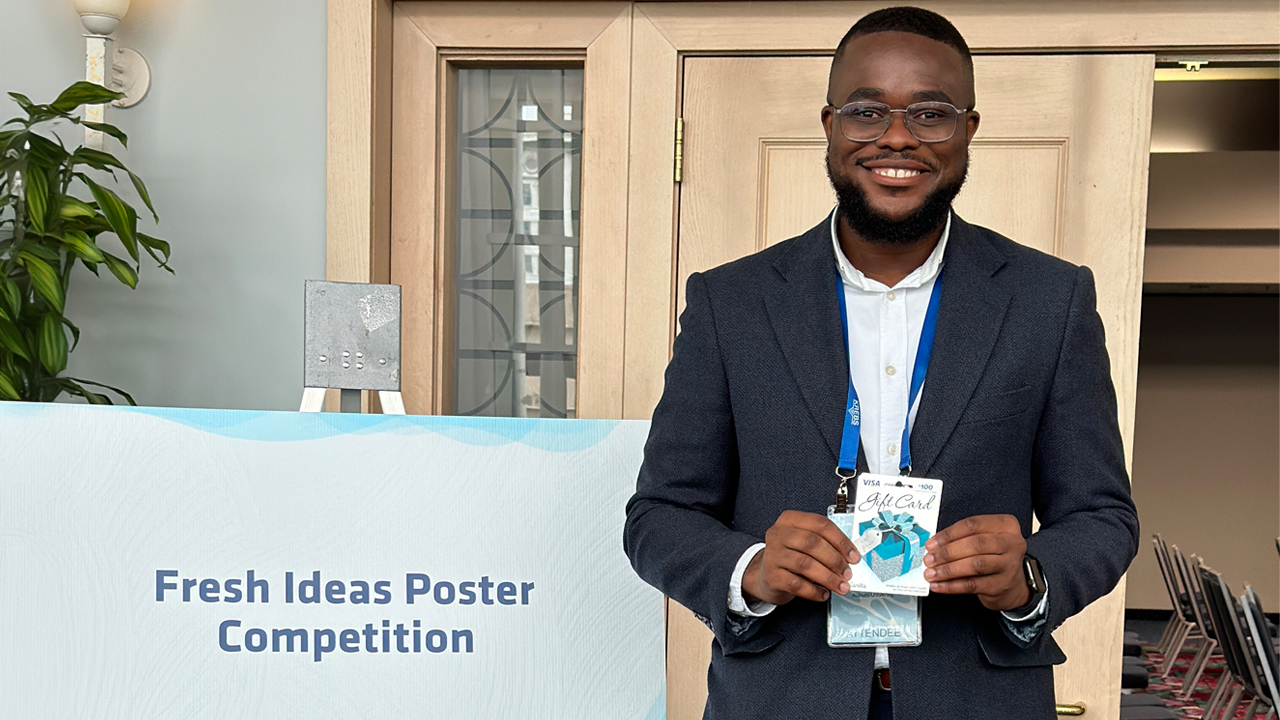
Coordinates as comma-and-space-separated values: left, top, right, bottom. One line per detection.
670, 53, 1154, 720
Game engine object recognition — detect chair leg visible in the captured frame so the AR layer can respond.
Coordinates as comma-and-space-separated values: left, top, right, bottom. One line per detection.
1157, 616, 1184, 656
1180, 638, 1217, 697
1205, 671, 1234, 719
1160, 624, 1193, 678
1263, 703, 1275, 720
1155, 614, 1178, 653
1217, 685, 1245, 720
1241, 697, 1261, 720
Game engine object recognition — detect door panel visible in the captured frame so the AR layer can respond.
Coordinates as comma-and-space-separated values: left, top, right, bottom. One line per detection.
672, 53, 1153, 720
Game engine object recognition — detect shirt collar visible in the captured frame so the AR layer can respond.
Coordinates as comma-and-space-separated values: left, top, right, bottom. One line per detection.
829, 208, 950, 292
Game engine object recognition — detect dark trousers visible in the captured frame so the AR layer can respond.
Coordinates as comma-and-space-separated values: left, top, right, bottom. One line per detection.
869, 688, 892, 720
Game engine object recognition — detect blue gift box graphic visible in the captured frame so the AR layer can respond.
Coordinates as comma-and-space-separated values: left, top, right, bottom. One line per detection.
858, 510, 931, 582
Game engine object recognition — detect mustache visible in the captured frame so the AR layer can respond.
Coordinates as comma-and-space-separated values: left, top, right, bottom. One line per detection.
854, 152, 938, 172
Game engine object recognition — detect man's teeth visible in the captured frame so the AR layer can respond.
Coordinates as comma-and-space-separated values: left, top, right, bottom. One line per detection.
872, 168, 922, 178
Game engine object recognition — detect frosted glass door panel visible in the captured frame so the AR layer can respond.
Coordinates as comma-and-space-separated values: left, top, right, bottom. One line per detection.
455, 68, 582, 418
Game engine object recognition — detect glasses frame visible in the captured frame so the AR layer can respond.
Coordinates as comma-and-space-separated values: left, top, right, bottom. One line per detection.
828, 100, 974, 144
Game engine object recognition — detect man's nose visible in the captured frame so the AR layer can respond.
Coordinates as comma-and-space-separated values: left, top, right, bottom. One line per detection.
875, 112, 920, 151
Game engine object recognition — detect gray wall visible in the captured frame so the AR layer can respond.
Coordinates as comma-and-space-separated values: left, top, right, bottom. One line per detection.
0, 0, 326, 410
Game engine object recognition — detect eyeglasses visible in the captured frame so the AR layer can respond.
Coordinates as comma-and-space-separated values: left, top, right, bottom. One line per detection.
829, 101, 972, 144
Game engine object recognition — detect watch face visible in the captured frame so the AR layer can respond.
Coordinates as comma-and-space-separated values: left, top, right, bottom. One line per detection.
1023, 556, 1046, 594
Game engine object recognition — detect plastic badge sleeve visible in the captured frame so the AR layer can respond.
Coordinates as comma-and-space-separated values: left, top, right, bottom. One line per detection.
827, 509, 922, 647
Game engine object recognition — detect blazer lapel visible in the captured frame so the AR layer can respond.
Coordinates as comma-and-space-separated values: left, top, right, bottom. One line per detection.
764, 221, 863, 469
910, 215, 1011, 477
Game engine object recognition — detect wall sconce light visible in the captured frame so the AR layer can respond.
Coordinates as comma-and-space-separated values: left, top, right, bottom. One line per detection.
71, 0, 151, 148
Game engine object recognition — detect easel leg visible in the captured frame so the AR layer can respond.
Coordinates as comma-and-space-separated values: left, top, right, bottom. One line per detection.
299, 387, 327, 412
378, 391, 406, 415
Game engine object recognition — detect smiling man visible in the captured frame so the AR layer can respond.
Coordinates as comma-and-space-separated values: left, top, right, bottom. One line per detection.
623, 7, 1138, 720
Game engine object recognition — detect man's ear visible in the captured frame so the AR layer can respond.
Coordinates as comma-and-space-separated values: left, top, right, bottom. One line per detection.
965, 110, 981, 142
821, 105, 835, 142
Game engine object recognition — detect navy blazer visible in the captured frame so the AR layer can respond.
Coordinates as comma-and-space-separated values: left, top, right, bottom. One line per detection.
623, 215, 1139, 720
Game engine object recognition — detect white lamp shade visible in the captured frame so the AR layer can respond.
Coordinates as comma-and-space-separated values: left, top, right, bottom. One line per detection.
72, 0, 131, 18
72, 0, 131, 34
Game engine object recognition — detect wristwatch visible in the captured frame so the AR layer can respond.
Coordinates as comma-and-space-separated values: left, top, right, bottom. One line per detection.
1010, 554, 1047, 616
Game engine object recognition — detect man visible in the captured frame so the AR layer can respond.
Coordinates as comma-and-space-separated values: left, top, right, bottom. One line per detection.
623, 7, 1139, 720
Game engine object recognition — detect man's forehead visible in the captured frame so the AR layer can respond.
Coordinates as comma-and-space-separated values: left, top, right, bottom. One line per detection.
830, 31, 970, 101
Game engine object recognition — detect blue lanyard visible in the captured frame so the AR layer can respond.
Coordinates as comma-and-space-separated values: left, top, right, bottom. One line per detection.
834, 269, 944, 485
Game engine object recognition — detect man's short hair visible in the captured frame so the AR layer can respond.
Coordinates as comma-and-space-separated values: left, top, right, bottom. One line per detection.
834, 6, 973, 71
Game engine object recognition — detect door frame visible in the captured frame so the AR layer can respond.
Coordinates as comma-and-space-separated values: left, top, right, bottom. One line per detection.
327, 1, 1279, 717
332, 2, 633, 416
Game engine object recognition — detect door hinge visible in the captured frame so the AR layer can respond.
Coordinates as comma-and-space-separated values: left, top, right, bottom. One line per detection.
674, 117, 684, 183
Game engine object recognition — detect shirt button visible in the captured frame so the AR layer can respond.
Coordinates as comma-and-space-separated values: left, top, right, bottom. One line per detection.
886, 291, 897, 301
886, 365, 897, 376
888, 444, 898, 456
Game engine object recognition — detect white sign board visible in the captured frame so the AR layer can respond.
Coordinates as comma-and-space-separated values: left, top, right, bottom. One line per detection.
0, 404, 664, 719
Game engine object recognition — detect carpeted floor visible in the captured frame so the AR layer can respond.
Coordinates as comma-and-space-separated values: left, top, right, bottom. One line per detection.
1135, 641, 1271, 718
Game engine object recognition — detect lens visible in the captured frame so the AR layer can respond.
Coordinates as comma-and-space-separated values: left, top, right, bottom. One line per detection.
837, 103, 891, 142
905, 103, 959, 142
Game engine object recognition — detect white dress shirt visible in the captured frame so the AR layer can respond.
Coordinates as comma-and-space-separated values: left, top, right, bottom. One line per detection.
727, 209, 1046, 670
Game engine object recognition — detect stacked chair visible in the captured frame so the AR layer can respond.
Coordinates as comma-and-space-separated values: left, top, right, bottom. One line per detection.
1197, 563, 1277, 719
1137, 533, 1278, 719
1150, 535, 1207, 677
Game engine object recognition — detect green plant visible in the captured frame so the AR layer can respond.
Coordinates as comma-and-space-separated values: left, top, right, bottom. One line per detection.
0, 81, 171, 404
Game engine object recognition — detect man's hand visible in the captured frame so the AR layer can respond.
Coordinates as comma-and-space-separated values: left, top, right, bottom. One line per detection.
923, 514, 1030, 611
742, 510, 861, 606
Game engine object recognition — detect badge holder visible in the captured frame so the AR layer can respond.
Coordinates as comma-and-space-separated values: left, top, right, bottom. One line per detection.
825, 267, 945, 648
827, 472, 928, 648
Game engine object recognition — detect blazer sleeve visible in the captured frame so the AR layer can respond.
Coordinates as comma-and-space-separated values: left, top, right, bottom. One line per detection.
1025, 265, 1140, 637
623, 272, 777, 654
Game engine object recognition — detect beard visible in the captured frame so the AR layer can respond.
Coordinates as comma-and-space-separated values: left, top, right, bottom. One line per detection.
826, 151, 968, 245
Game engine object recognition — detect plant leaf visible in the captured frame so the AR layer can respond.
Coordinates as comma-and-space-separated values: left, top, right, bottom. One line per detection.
18, 251, 65, 313
25, 134, 69, 168
70, 147, 124, 173
138, 233, 173, 272
79, 259, 101, 276
0, 316, 31, 362
81, 121, 128, 148
67, 376, 135, 405
7, 92, 35, 113
18, 242, 60, 262
37, 313, 68, 375
61, 315, 81, 351
59, 196, 97, 219
24, 165, 48, 234
51, 378, 103, 403
128, 171, 156, 221
0, 369, 20, 400
51, 81, 124, 113
0, 278, 20, 318
103, 253, 138, 289
62, 229, 105, 263
83, 176, 139, 261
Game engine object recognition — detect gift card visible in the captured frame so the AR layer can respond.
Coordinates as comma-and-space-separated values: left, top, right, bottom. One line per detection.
845, 473, 942, 597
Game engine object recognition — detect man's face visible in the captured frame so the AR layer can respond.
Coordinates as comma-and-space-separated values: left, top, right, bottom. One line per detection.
822, 31, 980, 241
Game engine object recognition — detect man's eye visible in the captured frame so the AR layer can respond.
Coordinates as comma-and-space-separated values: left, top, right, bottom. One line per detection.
848, 107, 886, 120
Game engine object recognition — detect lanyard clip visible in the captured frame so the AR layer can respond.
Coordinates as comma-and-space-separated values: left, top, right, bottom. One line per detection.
834, 467, 856, 513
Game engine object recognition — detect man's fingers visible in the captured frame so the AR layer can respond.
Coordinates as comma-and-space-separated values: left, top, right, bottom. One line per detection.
928, 575, 1004, 596
765, 566, 831, 602
924, 533, 1021, 567
926, 514, 1019, 551
788, 512, 860, 563
779, 529, 852, 577
774, 548, 851, 595
923, 554, 1007, 583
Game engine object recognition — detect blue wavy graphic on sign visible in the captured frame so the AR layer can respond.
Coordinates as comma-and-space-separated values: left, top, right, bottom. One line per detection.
5, 403, 621, 452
